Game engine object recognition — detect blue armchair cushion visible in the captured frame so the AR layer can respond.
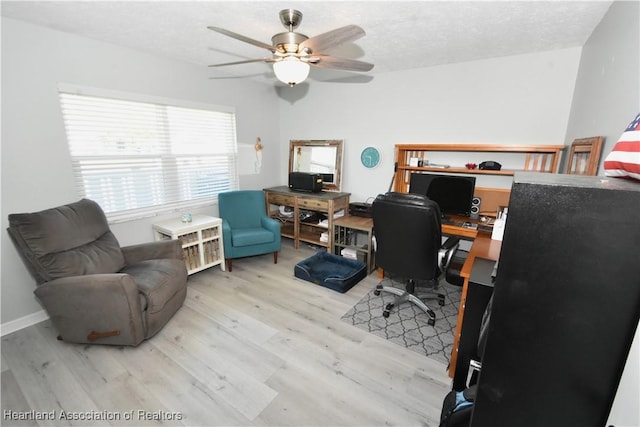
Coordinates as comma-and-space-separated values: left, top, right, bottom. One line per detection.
231, 228, 276, 247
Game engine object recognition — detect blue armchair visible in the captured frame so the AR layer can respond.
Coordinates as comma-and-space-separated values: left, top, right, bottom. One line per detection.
218, 190, 281, 272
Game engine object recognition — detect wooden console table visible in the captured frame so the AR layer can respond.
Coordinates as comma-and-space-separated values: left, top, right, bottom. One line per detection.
264, 186, 350, 250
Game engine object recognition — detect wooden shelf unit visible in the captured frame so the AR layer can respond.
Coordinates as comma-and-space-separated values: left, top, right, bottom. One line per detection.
393, 143, 565, 215
393, 143, 565, 191
264, 186, 350, 250
153, 215, 225, 275
333, 216, 376, 274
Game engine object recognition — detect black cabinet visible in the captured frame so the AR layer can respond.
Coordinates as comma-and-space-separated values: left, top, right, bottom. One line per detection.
452, 258, 495, 391
471, 173, 640, 427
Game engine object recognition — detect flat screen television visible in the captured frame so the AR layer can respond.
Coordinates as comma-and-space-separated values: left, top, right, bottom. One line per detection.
409, 173, 476, 217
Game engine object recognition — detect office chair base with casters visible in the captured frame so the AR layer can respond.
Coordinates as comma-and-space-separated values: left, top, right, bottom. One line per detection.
374, 285, 439, 324
374, 279, 444, 325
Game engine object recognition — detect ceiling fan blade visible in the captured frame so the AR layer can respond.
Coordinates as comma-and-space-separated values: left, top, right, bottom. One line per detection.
300, 25, 365, 53
309, 55, 374, 72
207, 26, 275, 52
208, 58, 276, 67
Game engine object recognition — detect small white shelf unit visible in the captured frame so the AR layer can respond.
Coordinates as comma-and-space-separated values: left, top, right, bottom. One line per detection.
152, 214, 225, 275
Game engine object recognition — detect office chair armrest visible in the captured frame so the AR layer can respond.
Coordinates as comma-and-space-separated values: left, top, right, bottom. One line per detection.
438, 236, 461, 270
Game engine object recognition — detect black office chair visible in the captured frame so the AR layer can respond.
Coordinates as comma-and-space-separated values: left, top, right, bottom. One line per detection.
372, 192, 460, 325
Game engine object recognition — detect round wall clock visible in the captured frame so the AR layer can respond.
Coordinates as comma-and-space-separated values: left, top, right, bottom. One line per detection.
360, 146, 381, 169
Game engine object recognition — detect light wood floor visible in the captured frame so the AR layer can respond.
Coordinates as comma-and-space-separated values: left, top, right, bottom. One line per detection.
1, 240, 452, 426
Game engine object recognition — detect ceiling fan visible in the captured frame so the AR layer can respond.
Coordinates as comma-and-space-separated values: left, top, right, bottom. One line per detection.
207, 9, 374, 86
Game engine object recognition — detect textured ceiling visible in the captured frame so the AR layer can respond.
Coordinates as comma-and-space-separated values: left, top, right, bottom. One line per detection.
1, 1, 614, 83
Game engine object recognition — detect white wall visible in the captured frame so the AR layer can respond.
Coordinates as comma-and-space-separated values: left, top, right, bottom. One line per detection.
564, 2, 640, 425
1, 17, 282, 326
565, 0, 640, 173
277, 48, 582, 202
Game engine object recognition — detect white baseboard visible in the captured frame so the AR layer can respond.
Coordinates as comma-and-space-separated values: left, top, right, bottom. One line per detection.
1, 310, 49, 336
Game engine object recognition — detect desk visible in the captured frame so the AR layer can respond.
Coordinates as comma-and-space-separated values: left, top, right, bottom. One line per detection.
448, 234, 502, 382
442, 221, 479, 240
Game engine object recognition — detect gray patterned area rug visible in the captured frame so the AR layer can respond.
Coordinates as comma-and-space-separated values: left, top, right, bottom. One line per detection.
341, 277, 462, 366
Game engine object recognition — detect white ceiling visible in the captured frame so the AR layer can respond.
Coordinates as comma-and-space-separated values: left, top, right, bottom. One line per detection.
1, 1, 614, 83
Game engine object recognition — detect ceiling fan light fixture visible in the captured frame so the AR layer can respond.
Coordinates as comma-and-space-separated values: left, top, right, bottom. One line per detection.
208, 9, 373, 86
273, 57, 310, 87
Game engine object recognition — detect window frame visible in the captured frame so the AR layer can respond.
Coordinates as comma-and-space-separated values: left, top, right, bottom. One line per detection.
58, 83, 239, 223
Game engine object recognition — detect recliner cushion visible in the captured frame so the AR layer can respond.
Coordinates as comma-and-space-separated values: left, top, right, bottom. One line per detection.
230, 228, 275, 247
120, 259, 187, 314
37, 233, 125, 280
8, 199, 125, 282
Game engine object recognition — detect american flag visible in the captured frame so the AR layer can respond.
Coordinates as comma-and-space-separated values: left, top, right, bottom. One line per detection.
604, 113, 640, 181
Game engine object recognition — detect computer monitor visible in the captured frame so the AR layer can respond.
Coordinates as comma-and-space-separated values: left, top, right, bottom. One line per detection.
409, 173, 476, 217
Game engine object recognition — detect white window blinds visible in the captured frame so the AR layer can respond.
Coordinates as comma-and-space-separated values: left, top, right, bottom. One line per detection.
58, 87, 238, 222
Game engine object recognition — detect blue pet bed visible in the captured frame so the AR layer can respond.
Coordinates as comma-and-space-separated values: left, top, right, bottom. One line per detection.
294, 252, 367, 293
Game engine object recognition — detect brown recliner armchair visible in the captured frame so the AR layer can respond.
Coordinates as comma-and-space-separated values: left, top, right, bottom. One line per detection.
7, 198, 188, 346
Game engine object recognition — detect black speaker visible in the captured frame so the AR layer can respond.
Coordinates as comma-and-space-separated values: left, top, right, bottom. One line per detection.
470, 196, 481, 219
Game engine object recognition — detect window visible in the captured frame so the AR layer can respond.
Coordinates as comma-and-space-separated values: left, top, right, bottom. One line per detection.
58, 85, 238, 222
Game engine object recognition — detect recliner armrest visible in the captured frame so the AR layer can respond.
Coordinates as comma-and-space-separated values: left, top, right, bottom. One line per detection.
439, 236, 461, 270
121, 239, 181, 265
34, 274, 146, 345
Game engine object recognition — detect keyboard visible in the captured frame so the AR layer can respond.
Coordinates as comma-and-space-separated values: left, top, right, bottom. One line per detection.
441, 216, 457, 225
442, 217, 477, 229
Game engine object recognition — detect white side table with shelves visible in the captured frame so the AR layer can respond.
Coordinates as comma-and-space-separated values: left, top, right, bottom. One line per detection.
152, 214, 225, 275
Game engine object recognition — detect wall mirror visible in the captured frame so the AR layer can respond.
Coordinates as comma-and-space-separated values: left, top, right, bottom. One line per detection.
289, 140, 344, 191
